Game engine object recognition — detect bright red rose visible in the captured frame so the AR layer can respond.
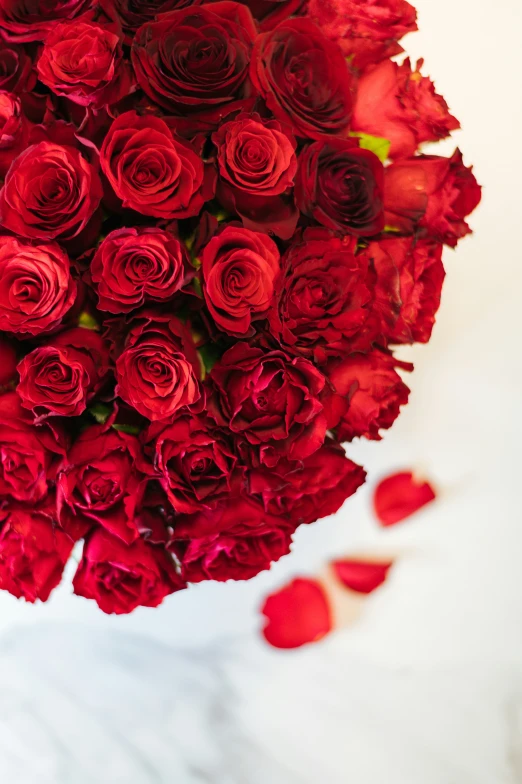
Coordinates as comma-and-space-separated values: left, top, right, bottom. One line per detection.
261, 577, 332, 648
306, 0, 418, 70
73, 528, 186, 614
0, 392, 65, 504
89, 227, 193, 314
295, 138, 385, 236
0, 497, 75, 603
0, 237, 76, 336
131, 4, 257, 129
352, 59, 460, 159
0, 42, 36, 93
207, 342, 327, 466
100, 111, 216, 219
384, 149, 482, 247
251, 18, 355, 140
268, 229, 401, 363
17, 328, 110, 419
57, 424, 147, 544
0, 335, 17, 387
100, 0, 201, 44
238, 0, 303, 30
0, 141, 103, 242
201, 225, 280, 336
36, 17, 134, 109
326, 349, 411, 441
0, 90, 30, 177
115, 313, 202, 422
0, 0, 91, 42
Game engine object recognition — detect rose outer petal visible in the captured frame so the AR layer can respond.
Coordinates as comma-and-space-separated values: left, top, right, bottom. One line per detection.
261, 577, 332, 649
373, 470, 436, 526
332, 559, 392, 594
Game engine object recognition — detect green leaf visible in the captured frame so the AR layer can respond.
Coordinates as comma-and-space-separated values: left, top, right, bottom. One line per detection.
198, 342, 222, 376
78, 311, 99, 330
89, 403, 111, 424
384, 225, 402, 234
350, 132, 391, 163
112, 423, 141, 435
193, 276, 203, 297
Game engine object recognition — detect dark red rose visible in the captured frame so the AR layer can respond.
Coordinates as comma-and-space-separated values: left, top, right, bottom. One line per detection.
238, 0, 303, 30
131, 3, 257, 129
0, 497, 75, 603
73, 528, 186, 614
0, 237, 76, 336
100, 111, 216, 219
17, 328, 110, 419
0, 392, 65, 504
0, 90, 30, 178
57, 424, 147, 543
326, 349, 411, 441
249, 442, 366, 525
0, 335, 17, 387
212, 112, 298, 238
36, 17, 134, 109
250, 18, 355, 140
115, 313, 202, 422
0, 141, 103, 242
295, 137, 385, 236
352, 59, 460, 159
0, 0, 92, 42
207, 343, 327, 465
268, 229, 400, 363
145, 414, 242, 514
171, 497, 293, 581
306, 0, 418, 70
201, 225, 280, 336
384, 149, 482, 247
0, 42, 36, 93
100, 0, 201, 44
89, 227, 193, 314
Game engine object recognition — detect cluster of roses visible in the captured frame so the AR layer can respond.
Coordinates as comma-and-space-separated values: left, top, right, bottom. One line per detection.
0, 0, 481, 614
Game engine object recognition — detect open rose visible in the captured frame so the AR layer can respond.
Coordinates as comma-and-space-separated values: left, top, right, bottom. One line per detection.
0, 42, 36, 93
0, 236, 76, 336
251, 18, 355, 140
201, 225, 280, 336
0, 141, 103, 242
100, 0, 201, 44
0, 0, 91, 42
0, 90, 30, 177
100, 111, 216, 219
17, 328, 110, 419
73, 528, 186, 614
295, 138, 385, 236
89, 227, 193, 314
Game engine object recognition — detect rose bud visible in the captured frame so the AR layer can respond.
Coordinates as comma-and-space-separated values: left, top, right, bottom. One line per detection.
0, 236, 76, 337
352, 59, 460, 159
306, 0, 418, 70
201, 225, 281, 337
0, 392, 65, 504
0, 42, 36, 93
73, 528, 186, 614
89, 227, 193, 314
0, 336, 18, 387
131, 4, 257, 130
295, 138, 385, 236
99, 0, 200, 45
326, 349, 412, 441
0, 91, 30, 178
0, 0, 91, 43
251, 18, 356, 140
384, 149, 482, 247
17, 328, 111, 419
241, 0, 304, 31
100, 111, 216, 220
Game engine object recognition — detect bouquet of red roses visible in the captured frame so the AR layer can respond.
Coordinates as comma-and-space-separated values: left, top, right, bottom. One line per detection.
0, 0, 480, 614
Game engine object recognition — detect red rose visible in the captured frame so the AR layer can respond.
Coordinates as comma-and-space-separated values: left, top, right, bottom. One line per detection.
0, 141, 103, 242
0, 335, 17, 387
36, 17, 134, 109
100, 111, 216, 219
268, 229, 400, 363
0, 90, 29, 177
115, 313, 202, 422
212, 113, 298, 238
295, 137, 385, 236
0, 497, 74, 603
250, 18, 355, 140
201, 225, 280, 336
0, 392, 65, 504
57, 424, 147, 543
100, 0, 201, 44
306, 0, 418, 70
352, 59, 460, 159
89, 227, 193, 314
207, 343, 327, 465
326, 349, 411, 441
131, 4, 257, 129
73, 528, 186, 614
171, 497, 293, 582
0, 42, 36, 93
238, 0, 303, 30
17, 328, 110, 419
0, 236, 76, 336
0, 0, 91, 42
384, 149, 482, 247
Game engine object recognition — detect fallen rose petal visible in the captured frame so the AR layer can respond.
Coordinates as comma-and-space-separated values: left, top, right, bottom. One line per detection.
374, 470, 437, 526
331, 559, 393, 594
261, 578, 332, 649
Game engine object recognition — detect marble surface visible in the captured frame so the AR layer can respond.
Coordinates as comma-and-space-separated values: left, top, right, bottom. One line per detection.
1, 0, 521, 781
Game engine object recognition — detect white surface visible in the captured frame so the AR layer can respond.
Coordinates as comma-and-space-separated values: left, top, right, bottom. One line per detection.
1, 1, 522, 781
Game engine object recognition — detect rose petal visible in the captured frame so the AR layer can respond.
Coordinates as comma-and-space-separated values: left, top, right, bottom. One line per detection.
261, 577, 332, 649
373, 470, 436, 526
331, 559, 392, 594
